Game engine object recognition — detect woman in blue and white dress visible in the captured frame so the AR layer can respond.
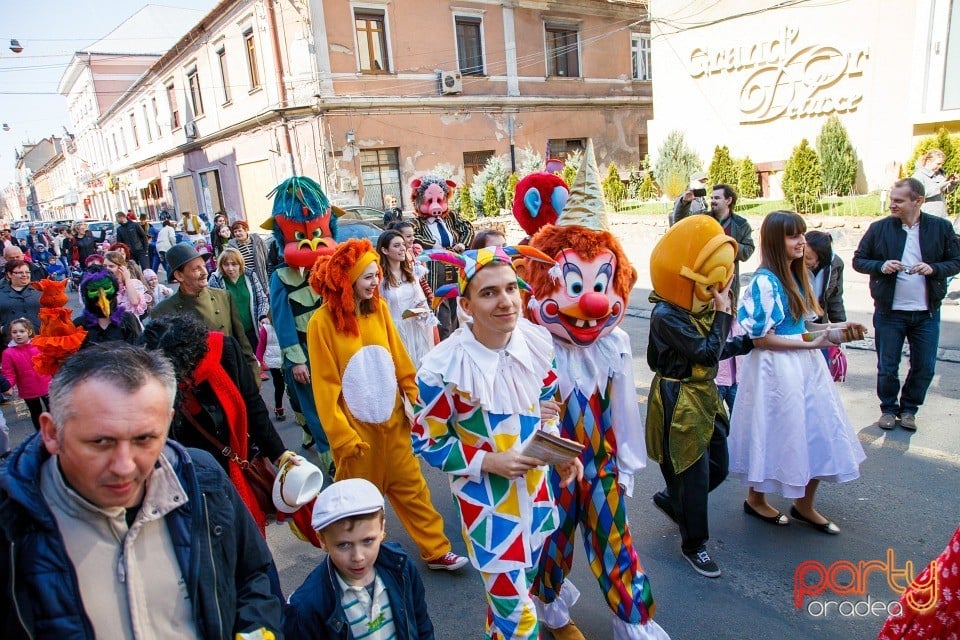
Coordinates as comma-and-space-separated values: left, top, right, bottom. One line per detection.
729, 211, 867, 534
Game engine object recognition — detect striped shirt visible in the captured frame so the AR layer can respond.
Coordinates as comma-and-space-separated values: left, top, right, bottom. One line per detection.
335, 571, 397, 640
235, 240, 255, 273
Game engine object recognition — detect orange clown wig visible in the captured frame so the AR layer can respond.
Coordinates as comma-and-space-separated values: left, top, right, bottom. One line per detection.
309, 238, 380, 337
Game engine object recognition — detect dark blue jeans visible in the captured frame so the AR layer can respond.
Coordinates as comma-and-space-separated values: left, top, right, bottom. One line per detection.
873, 308, 940, 415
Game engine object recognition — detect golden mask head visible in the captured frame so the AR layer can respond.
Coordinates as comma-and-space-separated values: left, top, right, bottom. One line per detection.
650, 216, 738, 313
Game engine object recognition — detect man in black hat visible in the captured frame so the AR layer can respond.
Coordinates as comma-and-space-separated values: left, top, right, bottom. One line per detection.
150, 242, 259, 378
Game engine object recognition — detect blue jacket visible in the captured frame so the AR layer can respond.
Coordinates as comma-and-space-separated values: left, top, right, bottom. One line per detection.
284, 542, 434, 640
853, 213, 960, 312
0, 434, 284, 639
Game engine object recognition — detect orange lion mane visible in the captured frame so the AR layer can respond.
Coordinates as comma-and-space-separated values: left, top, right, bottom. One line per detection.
525, 225, 637, 300
308, 238, 380, 337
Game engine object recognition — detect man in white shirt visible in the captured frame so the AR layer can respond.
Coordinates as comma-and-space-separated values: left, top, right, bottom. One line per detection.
853, 178, 960, 431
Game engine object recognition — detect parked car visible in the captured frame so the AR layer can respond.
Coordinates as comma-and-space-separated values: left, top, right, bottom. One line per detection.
336, 219, 382, 244
340, 205, 388, 228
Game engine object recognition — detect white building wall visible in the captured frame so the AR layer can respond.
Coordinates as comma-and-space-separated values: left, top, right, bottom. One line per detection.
648, 0, 920, 193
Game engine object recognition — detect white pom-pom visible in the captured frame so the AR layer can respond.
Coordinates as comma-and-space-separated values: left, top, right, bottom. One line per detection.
548, 264, 562, 283
526, 296, 539, 311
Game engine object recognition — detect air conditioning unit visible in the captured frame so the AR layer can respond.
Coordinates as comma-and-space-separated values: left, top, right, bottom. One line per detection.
439, 70, 462, 95
338, 176, 358, 192
184, 121, 198, 139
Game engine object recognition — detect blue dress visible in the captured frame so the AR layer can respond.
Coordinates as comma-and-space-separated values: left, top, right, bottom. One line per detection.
727, 269, 865, 498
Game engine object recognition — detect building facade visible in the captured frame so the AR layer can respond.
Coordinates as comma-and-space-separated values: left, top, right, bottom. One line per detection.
647, 0, 959, 196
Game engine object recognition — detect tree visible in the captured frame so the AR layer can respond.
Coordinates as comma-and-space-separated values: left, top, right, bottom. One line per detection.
602, 163, 627, 211
504, 173, 519, 209
483, 182, 499, 217
458, 183, 477, 221
654, 130, 702, 199
707, 145, 738, 188
469, 155, 510, 214
905, 128, 960, 217
737, 157, 760, 199
816, 115, 858, 196
637, 171, 659, 201
561, 150, 583, 188
782, 139, 823, 214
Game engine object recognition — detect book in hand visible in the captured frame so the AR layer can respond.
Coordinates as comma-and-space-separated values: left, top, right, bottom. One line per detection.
401, 307, 429, 319
522, 430, 584, 466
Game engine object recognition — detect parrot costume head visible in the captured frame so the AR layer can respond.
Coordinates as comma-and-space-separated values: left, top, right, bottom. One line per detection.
262, 176, 340, 270
79, 268, 124, 326
523, 142, 637, 347
512, 172, 569, 237
650, 215, 737, 314
411, 176, 456, 222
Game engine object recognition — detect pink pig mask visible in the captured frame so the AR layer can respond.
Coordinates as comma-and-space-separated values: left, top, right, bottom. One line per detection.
411, 176, 456, 221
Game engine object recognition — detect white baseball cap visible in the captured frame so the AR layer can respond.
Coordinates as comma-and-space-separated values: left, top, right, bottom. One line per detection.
311, 478, 384, 531
272, 455, 323, 514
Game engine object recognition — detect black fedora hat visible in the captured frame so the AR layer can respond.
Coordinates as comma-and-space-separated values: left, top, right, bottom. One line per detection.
165, 242, 211, 274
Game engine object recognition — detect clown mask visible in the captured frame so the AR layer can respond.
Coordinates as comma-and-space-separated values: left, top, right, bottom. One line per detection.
531, 248, 626, 346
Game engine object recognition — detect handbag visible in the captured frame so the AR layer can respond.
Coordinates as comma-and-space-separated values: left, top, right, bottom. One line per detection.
827, 345, 848, 383
179, 409, 278, 521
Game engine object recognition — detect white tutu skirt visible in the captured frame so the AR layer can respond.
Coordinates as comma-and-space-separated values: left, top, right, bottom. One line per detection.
728, 343, 866, 499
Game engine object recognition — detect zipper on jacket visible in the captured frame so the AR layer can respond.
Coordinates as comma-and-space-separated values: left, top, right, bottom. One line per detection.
10, 542, 34, 640
202, 494, 224, 638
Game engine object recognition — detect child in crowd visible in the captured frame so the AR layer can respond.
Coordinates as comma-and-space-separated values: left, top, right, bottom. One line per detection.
284, 478, 435, 639
142, 269, 172, 306
256, 315, 285, 421
32, 244, 51, 265
715, 309, 746, 412
1, 318, 51, 431
45, 255, 66, 281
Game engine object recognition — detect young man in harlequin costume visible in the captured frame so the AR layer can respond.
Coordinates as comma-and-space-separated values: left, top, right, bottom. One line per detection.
409, 175, 475, 339
522, 143, 670, 640
306, 238, 469, 573
645, 215, 754, 578
264, 177, 338, 472
413, 244, 583, 640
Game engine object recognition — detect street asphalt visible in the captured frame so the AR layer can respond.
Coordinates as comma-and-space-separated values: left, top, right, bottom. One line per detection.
4, 215, 958, 639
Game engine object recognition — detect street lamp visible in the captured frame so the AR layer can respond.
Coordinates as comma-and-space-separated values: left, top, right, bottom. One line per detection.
9, 39, 22, 54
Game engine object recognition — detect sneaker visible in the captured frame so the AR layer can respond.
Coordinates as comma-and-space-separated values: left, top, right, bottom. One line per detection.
683, 546, 721, 578
275, 407, 285, 422
427, 552, 469, 571
878, 413, 897, 430
900, 413, 917, 431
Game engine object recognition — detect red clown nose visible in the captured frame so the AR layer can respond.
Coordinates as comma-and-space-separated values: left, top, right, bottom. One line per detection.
579, 292, 610, 319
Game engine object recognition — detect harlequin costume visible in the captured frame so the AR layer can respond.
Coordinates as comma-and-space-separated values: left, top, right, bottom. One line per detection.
305, 239, 461, 568
264, 177, 338, 467
645, 215, 753, 573
408, 175, 475, 339
523, 144, 668, 640
413, 244, 561, 640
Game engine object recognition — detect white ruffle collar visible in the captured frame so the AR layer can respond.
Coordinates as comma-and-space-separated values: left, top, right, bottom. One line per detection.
434, 319, 555, 414
552, 328, 630, 400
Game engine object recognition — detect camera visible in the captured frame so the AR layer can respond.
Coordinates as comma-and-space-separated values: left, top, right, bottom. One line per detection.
692, 188, 707, 197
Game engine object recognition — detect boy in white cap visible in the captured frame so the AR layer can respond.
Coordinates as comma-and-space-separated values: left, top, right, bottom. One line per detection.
285, 478, 435, 639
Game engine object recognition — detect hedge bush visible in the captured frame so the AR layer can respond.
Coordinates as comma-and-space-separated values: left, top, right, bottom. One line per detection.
782, 138, 823, 214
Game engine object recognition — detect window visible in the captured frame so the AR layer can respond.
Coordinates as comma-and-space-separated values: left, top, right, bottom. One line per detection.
217, 47, 232, 103
355, 11, 389, 73
119, 127, 128, 156
455, 17, 484, 76
463, 150, 494, 185
359, 148, 401, 207
545, 25, 579, 77
547, 138, 585, 161
638, 134, 648, 161
187, 67, 204, 117
151, 97, 162, 138
142, 104, 153, 143
631, 33, 652, 81
166, 83, 180, 130
129, 113, 140, 148
244, 30, 261, 90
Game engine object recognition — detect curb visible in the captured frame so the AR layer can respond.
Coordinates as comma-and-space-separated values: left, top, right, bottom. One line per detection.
624, 307, 960, 364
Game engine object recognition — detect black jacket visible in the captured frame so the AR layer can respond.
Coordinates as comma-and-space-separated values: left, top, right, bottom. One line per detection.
0, 436, 284, 639
116, 220, 149, 256
852, 214, 960, 312
811, 254, 847, 323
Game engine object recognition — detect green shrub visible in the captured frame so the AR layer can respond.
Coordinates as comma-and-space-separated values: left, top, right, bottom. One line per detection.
737, 157, 760, 199
483, 182, 499, 217
602, 163, 627, 211
469, 155, 510, 215
505, 173, 519, 209
654, 130, 702, 198
782, 138, 823, 214
561, 150, 582, 188
637, 172, 659, 200
816, 115, 858, 196
707, 145, 738, 188
458, 183, 477, 221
